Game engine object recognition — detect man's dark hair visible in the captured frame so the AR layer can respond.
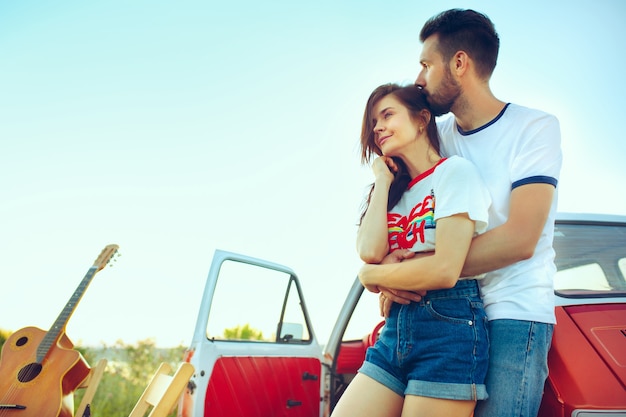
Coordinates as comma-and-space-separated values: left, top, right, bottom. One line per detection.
420, 9, 500, 79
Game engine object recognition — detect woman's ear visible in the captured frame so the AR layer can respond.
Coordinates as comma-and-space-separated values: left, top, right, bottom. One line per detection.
419, 109, 432, 127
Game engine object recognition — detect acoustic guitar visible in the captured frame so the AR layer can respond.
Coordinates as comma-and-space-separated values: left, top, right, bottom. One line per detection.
0, 244, 119, 417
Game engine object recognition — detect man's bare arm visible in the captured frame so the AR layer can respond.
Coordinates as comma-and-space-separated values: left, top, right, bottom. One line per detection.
461, 183, 555, 277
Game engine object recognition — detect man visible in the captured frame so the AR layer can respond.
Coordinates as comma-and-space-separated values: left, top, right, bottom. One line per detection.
381, 8, 562, 417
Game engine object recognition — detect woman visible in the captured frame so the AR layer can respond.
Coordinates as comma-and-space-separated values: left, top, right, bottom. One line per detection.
331, 84, 491, 417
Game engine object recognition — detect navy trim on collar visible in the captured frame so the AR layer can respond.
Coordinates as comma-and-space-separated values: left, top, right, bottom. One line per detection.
457, 103, 511, 136
512, 175, 558, 190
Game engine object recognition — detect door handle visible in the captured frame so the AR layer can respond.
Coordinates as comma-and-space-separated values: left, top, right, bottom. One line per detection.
302, 371, 318, 381
287, 399, 302, 408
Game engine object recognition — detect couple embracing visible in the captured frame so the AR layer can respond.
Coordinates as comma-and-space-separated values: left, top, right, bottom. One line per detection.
332, 9, 561, 417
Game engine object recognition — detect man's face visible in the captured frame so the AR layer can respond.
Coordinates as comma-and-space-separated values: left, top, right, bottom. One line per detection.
415, 35, 461, 116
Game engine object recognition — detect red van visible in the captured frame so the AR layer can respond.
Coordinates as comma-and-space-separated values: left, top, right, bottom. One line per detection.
179, 213, 626, 417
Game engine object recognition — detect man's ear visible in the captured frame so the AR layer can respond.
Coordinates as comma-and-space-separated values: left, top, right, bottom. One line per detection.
452, 51, 470, 76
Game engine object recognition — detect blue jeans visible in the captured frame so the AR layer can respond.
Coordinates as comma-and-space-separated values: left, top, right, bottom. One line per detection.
474, 319, 553, 417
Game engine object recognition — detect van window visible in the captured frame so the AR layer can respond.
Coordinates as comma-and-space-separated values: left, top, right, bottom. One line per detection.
553, 222, 626, 295
205, 259, 311, 343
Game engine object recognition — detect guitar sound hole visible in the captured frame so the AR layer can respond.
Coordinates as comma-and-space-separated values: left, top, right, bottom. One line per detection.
15, 336, 28, 347
17, 363, 42, 383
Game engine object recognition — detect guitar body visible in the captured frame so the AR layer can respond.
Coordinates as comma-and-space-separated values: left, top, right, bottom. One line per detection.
0, 326, 90, 417
0, 244, 118, 416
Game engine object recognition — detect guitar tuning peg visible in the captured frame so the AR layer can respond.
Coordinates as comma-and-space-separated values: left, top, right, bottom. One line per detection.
109, 252, 121, 266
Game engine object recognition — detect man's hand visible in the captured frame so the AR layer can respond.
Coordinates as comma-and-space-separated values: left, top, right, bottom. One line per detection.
380, 248, 415, 265
377, 249, 426, 317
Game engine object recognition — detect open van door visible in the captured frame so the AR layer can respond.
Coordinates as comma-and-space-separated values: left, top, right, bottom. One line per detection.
179, 250, 326, 417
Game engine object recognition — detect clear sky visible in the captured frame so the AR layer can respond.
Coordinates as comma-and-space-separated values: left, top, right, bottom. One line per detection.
1, 0, 625, 348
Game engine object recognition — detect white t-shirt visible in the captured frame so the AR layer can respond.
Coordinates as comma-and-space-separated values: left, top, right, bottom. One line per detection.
387, 156, 491, 272
438, 103, 562, 324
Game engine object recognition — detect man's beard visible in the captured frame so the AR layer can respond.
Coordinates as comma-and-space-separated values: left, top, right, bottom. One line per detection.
426, 68, 461, 117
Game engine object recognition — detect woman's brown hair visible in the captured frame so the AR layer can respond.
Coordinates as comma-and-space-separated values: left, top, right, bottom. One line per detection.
359, 83, 440, 223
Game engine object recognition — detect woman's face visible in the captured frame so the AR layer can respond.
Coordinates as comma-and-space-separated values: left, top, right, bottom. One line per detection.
372, 94, 419, 158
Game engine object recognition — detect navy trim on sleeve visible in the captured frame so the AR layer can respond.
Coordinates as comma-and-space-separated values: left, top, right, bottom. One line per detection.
512, 176, 558, 190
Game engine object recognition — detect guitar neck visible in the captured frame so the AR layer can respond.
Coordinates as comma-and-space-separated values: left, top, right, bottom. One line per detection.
34, 244, 118, 363
36, 265, 99, 363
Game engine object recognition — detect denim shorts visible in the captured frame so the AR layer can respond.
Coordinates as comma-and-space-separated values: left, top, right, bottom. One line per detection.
358, 279, 489, 400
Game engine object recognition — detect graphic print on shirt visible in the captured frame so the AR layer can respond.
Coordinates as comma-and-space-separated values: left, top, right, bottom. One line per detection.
388, 190, 435, 251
